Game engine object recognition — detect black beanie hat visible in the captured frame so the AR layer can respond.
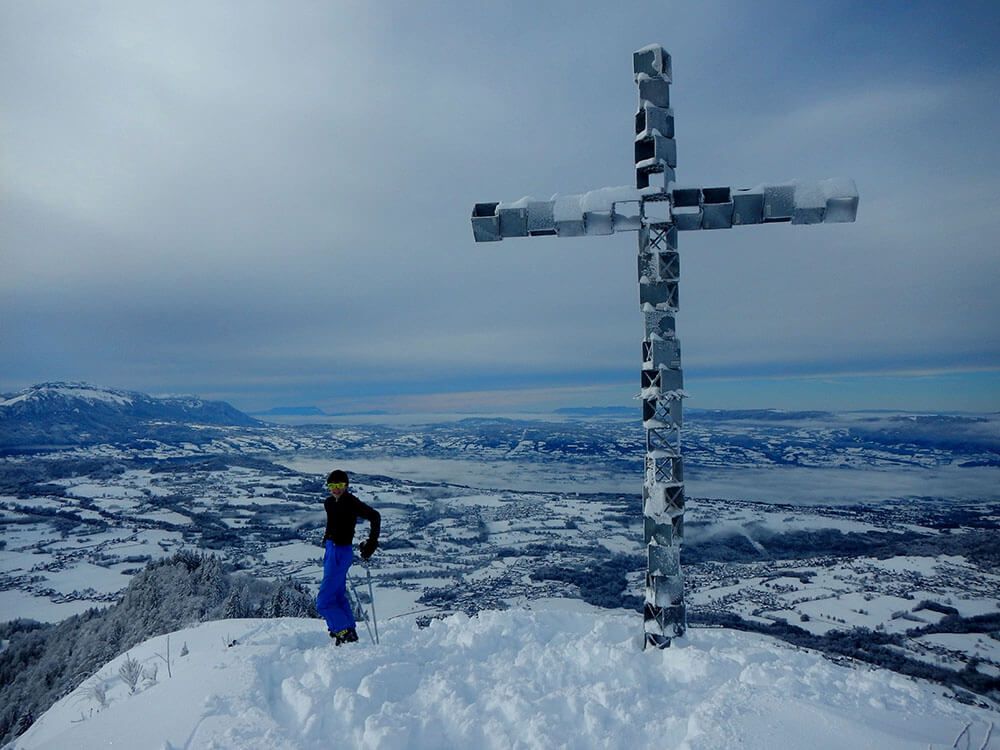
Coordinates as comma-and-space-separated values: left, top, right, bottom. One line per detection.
326, 469, 349, 485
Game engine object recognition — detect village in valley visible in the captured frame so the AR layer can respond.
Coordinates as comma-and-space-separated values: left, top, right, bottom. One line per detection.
2, 395, 997, 683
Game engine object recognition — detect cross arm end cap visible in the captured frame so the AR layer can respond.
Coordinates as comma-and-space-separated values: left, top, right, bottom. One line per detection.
471, 202, 502, 242
817, 178, 859, 223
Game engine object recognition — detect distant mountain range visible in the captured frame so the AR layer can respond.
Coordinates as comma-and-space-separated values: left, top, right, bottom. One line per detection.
0, 382, 260, 449
249, 405, 327, 416
248, 406, 389, 417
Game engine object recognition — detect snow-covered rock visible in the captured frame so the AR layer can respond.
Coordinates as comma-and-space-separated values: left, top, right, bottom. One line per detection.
14, 608, 997, 749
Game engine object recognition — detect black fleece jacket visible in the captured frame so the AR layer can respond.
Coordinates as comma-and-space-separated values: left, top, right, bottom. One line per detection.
323, 491, 381, 547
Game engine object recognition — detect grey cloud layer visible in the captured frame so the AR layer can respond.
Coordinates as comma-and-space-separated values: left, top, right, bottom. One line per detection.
2, 1, 998, 406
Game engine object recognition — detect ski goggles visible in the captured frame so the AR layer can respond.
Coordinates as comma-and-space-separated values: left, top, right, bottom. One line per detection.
326, 482, 347, 490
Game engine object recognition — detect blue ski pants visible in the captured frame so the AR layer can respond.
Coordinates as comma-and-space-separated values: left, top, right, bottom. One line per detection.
316, 541, 356, 632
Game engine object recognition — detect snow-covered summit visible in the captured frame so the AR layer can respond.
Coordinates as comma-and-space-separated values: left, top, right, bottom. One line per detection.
14, 608, 997, 750
0, 382, 223, 414
0, 382, 259, 448
0, 382, 136, 409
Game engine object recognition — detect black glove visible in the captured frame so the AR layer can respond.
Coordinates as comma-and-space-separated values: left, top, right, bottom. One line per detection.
359, 539, 378, 560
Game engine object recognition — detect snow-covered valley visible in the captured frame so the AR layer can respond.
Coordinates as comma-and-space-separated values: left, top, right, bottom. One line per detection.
1, 384, 998, 746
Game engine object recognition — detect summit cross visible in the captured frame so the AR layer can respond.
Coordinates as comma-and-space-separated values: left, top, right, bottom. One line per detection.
470, 45, 859, 649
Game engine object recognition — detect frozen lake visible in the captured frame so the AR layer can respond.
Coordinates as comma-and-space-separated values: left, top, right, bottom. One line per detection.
278, 455, 637, 494
277, 455, 998, 506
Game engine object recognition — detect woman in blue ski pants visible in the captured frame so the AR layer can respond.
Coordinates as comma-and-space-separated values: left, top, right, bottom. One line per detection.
316, 541, 356, 633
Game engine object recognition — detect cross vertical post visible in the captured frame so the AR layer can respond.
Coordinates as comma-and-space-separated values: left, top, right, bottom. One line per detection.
469, 45, 858, 649
634, 46, 686, 647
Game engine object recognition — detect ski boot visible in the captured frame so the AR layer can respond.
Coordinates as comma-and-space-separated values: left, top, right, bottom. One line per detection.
329, 627, 359, 646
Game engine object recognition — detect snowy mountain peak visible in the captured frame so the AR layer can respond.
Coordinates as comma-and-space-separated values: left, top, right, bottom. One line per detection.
0, 382, 260, 449
0, 382, 136, 409
14, 609, 998, 750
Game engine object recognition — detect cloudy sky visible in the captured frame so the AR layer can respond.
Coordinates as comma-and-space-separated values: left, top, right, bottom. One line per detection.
2, 1, 998, 414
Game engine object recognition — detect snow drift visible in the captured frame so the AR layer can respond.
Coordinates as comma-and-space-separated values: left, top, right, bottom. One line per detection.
13, 607, 997, 750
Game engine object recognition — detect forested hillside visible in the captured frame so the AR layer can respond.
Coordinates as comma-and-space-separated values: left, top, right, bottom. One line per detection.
0, 552, 314, 746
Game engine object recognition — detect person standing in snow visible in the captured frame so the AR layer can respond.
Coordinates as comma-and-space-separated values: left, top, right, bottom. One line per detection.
316, 469, 380, 645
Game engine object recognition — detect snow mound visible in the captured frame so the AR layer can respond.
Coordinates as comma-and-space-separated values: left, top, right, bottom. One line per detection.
15, 608, 997, 750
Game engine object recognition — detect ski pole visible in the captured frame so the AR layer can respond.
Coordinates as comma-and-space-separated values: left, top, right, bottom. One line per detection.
346, 573, 376, 645
365, 563, 380, 645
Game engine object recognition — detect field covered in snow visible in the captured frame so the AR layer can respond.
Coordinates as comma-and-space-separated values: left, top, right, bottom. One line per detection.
2, 406, 998, 698
15, 608, 998, 750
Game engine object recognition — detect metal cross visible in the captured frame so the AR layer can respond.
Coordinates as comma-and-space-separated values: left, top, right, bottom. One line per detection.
470, 44, 859, 649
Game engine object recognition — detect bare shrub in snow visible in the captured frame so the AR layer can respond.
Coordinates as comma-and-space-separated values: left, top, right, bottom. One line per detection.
77, 677, 108, 709
118, 654, 142, 694
154, 635, 172, 678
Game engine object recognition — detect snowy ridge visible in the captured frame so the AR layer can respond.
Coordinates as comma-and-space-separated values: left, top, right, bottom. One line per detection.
0, 382, 259, 448
13, 608, 997, 750
0, 383, 135, 409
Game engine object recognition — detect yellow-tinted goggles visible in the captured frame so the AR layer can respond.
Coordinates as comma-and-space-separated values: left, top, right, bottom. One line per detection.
327, 482, 347, 490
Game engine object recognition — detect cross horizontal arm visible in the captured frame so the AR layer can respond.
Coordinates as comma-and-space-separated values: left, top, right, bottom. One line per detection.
670, 178, 859, 231
471, 186, 644, 243
470, 178, 858, 242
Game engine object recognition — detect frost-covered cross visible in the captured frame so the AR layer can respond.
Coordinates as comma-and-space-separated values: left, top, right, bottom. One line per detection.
470, 45, 858, 649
